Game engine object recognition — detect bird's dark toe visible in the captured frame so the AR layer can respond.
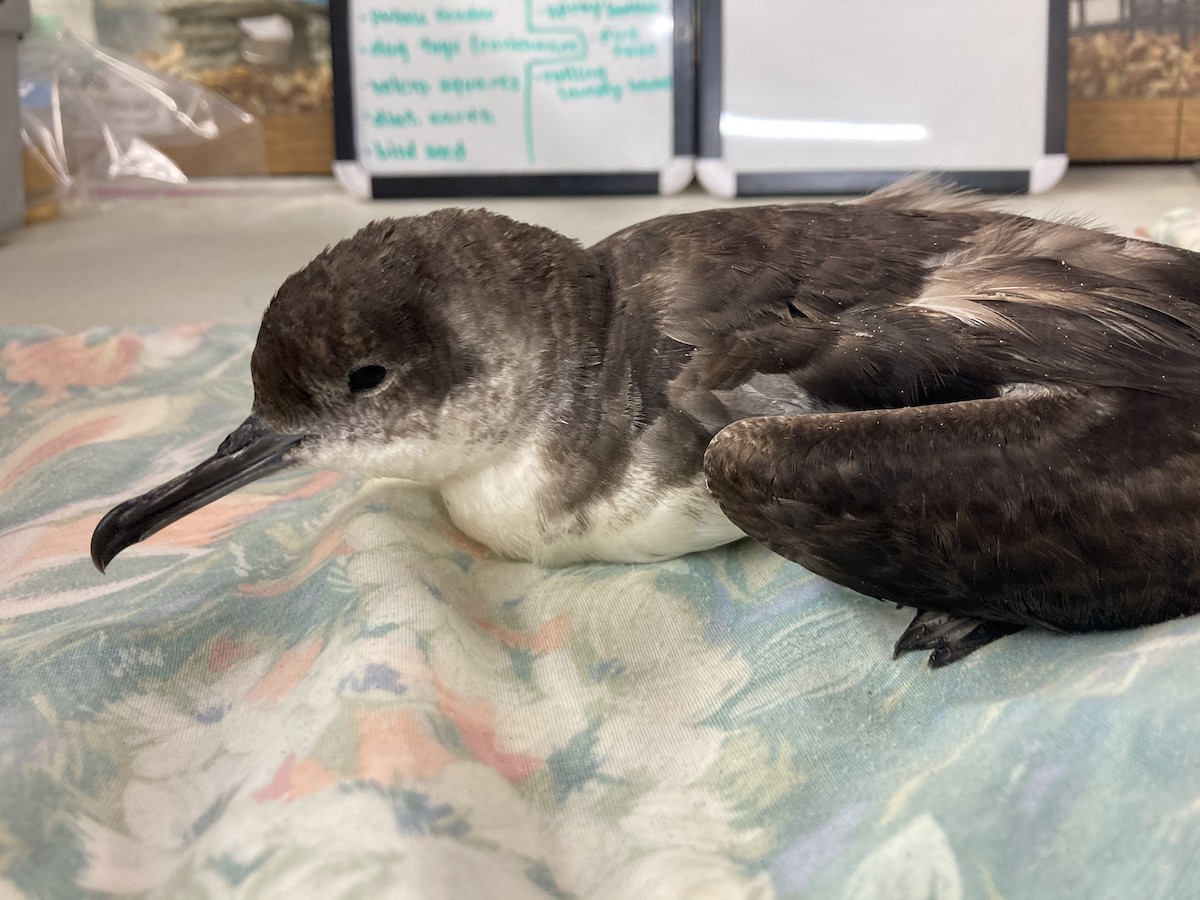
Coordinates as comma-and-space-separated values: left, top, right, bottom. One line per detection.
893, 609, 1024, 667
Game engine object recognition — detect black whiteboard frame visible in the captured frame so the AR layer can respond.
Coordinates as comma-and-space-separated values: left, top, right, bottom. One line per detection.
330, 0, 697, 198
696, 0, 1070, 196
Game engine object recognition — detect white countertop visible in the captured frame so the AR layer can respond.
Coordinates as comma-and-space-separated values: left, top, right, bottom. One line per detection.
4, 164, 1199, 331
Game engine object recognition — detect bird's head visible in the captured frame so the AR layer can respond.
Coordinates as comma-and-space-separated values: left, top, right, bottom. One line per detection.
91, 209, 602, 572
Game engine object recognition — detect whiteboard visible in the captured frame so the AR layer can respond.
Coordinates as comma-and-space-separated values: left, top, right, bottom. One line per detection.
696, 0, 1069, 196
330, 0, 695, 197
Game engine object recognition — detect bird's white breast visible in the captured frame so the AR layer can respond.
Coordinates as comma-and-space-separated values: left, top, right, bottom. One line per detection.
439, 444, 745, 565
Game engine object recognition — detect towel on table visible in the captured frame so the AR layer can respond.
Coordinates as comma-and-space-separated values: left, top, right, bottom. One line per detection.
1, 324, 1198, 899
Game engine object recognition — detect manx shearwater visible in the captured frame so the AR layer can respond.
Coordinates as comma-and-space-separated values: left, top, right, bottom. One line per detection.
91, 178, 1200, 665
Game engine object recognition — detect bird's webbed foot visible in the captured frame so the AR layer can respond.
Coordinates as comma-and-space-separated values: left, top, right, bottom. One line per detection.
893, 609, 1025, 668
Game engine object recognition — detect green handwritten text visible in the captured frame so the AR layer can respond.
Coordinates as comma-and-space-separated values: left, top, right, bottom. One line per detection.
470, 34, 583, 55
368, 9, 428, 26
606, 1, 660, 15
628, 75, 671, 92
429, 107, 496, 126
537, 65, 606, 83
368, 39, 411, 62
613, 43, 655, 57
367, 76, 431, 96
425, 140, 468, 161
420, 36, 461, 61
436, 6, 495, 22
373, 139, 417, 160
374, 109, 421, 127
546, 1, 602, 18
439, 74, 521, 95
559, 82, 622, 101
600, 27, 636, 42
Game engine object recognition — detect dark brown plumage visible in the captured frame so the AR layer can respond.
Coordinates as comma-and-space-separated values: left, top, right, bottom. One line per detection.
91, 178, 1200, 666
700, 181, 1200, 665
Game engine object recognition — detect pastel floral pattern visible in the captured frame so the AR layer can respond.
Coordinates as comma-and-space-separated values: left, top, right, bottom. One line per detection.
1, 324, 1198, 899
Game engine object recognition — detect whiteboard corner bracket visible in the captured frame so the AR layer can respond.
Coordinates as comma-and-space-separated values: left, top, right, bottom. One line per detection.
696, 158, 736, 198
334, 160, 372, 199
1030, 154, 1069, 194
659, 156, 696, 194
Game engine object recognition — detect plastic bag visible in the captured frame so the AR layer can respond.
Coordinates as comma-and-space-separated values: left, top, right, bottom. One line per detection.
1148, 207, 1200, 252
19, 32, 267, 208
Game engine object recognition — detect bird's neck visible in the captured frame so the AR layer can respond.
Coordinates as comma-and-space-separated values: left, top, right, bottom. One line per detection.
402, 244, 615, 481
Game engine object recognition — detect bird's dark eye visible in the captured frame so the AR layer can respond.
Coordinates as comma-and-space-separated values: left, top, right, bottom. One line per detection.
348, 364, 388, 393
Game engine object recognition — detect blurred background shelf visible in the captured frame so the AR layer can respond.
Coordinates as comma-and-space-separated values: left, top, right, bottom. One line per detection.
1067, 0, 1200, 160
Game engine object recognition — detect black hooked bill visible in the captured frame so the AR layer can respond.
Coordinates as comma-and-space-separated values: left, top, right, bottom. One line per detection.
90, 416, 304, 573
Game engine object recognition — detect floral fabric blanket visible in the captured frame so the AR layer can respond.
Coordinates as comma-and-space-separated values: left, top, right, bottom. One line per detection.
1, 323, 1198, 899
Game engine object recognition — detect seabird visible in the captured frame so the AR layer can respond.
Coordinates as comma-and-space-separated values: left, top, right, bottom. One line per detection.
92, 178, 1200, 666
